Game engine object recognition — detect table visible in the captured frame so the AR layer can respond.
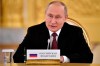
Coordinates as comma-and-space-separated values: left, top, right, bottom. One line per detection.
0, 63, 100, 66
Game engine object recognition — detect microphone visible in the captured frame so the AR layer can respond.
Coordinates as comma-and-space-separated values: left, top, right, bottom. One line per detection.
24, 48, 26, 62
47, 39, 50, 49
47, 36, 53, 49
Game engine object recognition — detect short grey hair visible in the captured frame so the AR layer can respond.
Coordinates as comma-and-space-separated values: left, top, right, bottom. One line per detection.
45, 1, 68, 17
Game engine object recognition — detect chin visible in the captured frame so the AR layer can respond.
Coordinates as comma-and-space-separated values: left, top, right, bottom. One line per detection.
49, 27, 58, 32
50, 29, 57, 32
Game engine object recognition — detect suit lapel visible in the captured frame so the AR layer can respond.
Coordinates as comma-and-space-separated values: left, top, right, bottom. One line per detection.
41, 22, 50, 39
58, 23, 70, 49
40, 22, 50, 48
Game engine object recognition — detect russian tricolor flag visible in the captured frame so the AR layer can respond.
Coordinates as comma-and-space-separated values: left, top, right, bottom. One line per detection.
29, 54, 37, 58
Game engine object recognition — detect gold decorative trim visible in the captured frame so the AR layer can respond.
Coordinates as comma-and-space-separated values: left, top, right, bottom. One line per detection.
26, 59, 60, 65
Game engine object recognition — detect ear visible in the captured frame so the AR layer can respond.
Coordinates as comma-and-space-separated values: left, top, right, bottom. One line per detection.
65, 15, 68, 21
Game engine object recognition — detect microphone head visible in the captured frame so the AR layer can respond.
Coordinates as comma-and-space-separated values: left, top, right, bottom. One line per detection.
48, 39, 50, 43
50, 36, 53, 42
47, 36, 53, 49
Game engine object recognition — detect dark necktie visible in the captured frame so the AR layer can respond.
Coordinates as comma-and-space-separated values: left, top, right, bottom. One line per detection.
51, 33, 58, 49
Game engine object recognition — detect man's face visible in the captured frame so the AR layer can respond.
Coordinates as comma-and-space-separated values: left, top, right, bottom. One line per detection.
45, 4, 67, 32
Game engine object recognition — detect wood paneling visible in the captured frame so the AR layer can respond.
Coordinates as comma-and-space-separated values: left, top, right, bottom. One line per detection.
0, 44, 18, 49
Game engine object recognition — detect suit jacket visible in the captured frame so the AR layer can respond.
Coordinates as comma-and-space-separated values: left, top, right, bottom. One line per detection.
13, 22, 93, 63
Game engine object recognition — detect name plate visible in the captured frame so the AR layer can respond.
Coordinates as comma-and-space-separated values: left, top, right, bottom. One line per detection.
27, 49, 60, 60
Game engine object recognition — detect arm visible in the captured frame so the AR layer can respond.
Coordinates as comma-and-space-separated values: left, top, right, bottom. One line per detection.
13, 44, 25, 63
67, 28, 93, 63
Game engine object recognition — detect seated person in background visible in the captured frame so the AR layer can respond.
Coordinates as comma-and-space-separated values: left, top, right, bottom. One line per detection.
13, 1, 93, 63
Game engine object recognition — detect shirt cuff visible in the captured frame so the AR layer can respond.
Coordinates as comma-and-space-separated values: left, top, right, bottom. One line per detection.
63, 56, 70, 63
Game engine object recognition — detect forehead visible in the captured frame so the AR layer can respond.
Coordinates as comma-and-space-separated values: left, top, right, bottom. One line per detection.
46, 4, 65, 15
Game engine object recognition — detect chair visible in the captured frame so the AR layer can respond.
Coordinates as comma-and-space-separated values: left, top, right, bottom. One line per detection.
66, 18, 91, 50
92, 43, 100, 64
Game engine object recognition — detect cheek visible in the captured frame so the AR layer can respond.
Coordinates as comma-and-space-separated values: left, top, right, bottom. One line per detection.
45, 19, 51, 24
58, 22, 64, 27
45, 16, 51, 21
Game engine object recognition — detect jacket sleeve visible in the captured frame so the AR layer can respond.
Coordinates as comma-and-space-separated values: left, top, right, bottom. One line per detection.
13, 44, 25, 63
67, 28, 93, 63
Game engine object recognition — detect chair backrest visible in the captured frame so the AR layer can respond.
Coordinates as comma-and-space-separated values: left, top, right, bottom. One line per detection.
66, 18, 91, 50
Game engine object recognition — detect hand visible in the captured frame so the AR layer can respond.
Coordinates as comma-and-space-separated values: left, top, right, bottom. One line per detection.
60, 56, 64, 63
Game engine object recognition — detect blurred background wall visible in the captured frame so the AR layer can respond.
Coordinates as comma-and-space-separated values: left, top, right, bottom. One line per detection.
0, 0, 100, 43
0, 0, 100, 64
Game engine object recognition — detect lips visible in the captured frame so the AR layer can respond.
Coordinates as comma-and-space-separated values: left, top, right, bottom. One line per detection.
51, 25, 57, 28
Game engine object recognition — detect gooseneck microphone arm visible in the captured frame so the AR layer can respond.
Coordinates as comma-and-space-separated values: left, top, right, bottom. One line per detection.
47, 36, 53, 49
47, 39, 50, 49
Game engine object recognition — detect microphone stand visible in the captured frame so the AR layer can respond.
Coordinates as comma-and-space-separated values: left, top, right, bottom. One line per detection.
47, 39, 50, 49
47, 36, 53, 49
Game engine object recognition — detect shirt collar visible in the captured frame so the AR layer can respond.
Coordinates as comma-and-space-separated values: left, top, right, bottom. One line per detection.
49, 29, 61, 37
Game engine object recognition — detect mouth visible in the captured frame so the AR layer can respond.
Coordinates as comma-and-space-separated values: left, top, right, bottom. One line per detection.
48, 25, 58, 32
50, 25, 57, 28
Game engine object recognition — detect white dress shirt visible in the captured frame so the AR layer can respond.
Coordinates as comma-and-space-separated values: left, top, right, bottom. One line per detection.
49, 29, 70, 63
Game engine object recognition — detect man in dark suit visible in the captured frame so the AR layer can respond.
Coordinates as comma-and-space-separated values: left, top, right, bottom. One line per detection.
13, 1, 93, 63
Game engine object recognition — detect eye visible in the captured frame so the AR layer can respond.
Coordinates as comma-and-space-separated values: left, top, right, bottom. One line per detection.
55, 16, 61, 19
48, 14, 53, 18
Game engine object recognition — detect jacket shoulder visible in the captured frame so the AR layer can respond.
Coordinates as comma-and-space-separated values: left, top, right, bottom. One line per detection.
63, 22, 83, 32
29, 22, 45, 29
27, 22, 46, 32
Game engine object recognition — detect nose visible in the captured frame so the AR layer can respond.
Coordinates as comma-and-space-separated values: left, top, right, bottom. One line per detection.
51, 18, 56, 24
